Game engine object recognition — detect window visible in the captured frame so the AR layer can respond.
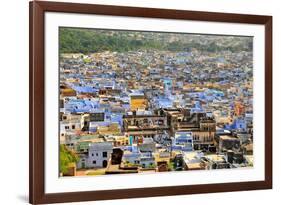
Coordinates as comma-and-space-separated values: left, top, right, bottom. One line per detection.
65, 126, 69, 130
103, 152, 107, 158
92, 160, 96, 164
72, 125, 75, 129
96, 153, 98, 156
92, 153, 94, 156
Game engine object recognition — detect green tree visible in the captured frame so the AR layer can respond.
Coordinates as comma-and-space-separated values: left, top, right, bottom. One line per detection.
60, 144, 79, 174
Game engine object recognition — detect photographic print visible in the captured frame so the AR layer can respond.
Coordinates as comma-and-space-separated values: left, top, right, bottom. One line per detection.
59, 28, 254, 177
30, 2, 272, 203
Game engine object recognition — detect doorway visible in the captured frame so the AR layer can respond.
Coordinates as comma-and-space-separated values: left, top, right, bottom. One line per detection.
102, 160, 108, 168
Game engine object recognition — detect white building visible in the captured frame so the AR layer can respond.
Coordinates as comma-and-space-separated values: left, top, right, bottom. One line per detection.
122, 150, 141, 165
172, 131, 193, 152
60, 121, 81, 137
140, 152, 156, 168
87, 142, 113, 168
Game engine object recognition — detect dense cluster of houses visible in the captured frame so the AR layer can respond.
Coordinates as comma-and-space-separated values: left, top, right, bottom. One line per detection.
59, 37, 253, 176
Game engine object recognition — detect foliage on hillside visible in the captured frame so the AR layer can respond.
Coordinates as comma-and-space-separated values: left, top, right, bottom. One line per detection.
59, 28, 253, 54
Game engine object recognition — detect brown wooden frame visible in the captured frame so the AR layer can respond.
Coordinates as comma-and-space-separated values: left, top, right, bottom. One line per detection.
29, 1, 272, 204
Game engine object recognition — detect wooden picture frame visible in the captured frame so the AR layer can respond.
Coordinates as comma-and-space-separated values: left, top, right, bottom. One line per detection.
29, 1, 272, 204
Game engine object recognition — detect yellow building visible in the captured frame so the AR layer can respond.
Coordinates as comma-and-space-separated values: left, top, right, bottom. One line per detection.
60, 87, 77, 97
97, 123, 121, 135
154, 150, 171, 164
113, 135, 129, 146
130, 93, 147, 111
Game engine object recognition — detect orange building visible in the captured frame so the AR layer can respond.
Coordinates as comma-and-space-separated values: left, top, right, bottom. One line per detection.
234, 101, 245, 116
